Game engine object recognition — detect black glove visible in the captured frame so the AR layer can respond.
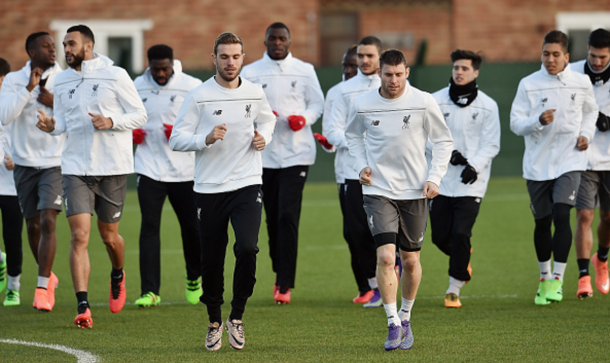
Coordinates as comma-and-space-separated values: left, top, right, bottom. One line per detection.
450, 150, 468, 166
461, 164, 478, 184
597, 112, 609, 132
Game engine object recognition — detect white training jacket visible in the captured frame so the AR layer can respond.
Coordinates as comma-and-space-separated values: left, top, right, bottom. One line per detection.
170, 76, 277, 194
572, 59, 610, 171
345, 85, 454, 200
510, 64, 598, 181
327, 70, 381, 183
241, 52, 324, 168
133, 60, 202, 182
0, 61, 65, 168
322, 82, 341, 182
0, 123, 17, 196
51, 54, 147, 176
432, 87, 501, 198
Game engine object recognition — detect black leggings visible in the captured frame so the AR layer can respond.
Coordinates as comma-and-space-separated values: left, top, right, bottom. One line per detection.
0, 195, 23, 277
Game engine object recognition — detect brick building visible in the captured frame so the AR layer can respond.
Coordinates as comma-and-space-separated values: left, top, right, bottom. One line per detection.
0, 0, 608, 72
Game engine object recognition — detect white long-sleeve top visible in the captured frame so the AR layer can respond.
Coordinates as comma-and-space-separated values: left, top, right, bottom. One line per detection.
510, 64, 598, 181
327, 71, 381, 183
169, 76, 276, 194
572, 59, 610, 171
433, 87, 501, 198
0, 62, 65, 168
133, 61, 202, 182
322, 82, 341, 182
51, 54, 147, 176
0, 123, 17, 196
241, 52, 324, 168
345, 85, 454, 200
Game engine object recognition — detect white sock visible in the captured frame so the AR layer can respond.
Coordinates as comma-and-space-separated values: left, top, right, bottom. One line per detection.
383, 303, 400, 326
446, 277, 465, 296
368, 277, 378, 290
552, 261, 567, 281
37, 276, 50, 289
398, 298, 415, 322
8, 275, 20, 291
538, 260, 552, 280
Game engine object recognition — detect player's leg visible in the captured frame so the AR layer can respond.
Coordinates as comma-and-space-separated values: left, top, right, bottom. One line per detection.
262, 168, 280, 290
592, 171, 610, 294
13, 166, 42, 264
167, 180, 202, 304
136, 175, 167, 306
274, 165, 308, 302
429, 195, 453, 256
0, 195, 23, 306
574, 171, 597, 298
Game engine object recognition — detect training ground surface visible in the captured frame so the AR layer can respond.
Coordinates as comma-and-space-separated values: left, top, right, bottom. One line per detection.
0, 177, 608, 362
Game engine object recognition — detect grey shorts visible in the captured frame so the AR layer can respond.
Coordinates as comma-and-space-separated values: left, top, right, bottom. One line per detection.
363, 195, 428, 252
63, 175, 128, 223
526, 171, 581, 219
13, 165, 63, 219
575, 171, 610, 211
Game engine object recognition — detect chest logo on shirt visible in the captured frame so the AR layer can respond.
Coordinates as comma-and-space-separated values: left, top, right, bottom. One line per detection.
91, 84, 99, 97
541, 97, 548, 108
291, 80, 297, 88
570, 93, 576, 106
443, 112, 450, 121
142, 98, 148, 103
68, 89, 76, 99
262, 84, 268, 89
371, 120, 380, 126
471, 112, 479, 124
170, 95, 177, 103
245, 104, 252, 118
402, 115, 411, 130
213, 110, 223, 115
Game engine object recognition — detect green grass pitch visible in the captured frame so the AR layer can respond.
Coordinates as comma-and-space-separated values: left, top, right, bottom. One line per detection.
0, 177, 609, 362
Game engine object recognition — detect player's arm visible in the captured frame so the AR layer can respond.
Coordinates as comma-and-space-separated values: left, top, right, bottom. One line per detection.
317, 88, 337, 152
254, 92, 277, 148
300, 67, 325, 126
105, 70, 148, 131
169, 92, 208, 151
510, 81, 546, 136
578, 82, 599, 146
466, 101, 501, 173
0, 74, 33, 126
345, 105, 369, 176
326, 89, 349, 149
425, 95, 454, 187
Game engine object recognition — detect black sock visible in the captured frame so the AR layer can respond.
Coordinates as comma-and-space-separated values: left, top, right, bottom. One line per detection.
577, 259, 590, 278
76, 291, 89, 313
598, 247, 610, 262
111, 267, 123, 282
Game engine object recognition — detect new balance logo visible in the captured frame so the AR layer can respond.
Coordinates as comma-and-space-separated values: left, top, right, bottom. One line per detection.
142, 98, 147, 103
68, 89, 75, 99
371, 120, 380, 126
65, 198, 69, 211
256, 193, 262, 204
368, 215, 374, 228
170, 95, 177, 103
213, 110, 223, 115
300, 171, 307, 177
197, 208, 201, 220
54, 195, 62, 205
402, 115, 411, 130
262, 84, 268, 89
457, 97, 468, 104
569, 190, 576, 201
245, 104, 252, 118
443, 113, 450, 119
113, 212, 121, 219
475, 198, 481, 204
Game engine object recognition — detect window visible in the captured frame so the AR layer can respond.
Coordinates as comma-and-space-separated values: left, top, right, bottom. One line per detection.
50, 19, 153, 74
319, 13, 358, 66
556, 12, 610, 61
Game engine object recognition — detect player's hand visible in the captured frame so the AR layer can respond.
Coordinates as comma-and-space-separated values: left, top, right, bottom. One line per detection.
206, 124, 227, 146
313, 132, 333, 150
288, 115, 306, 131
89, 112, 113, 130
423, 181, 440, 199
252, 130, 266, 151
359, 167, 372, 186
539, 109, 555, 125
596, 112, 609, 132
132, 129, 146, 145
577, 136, 589, 151
450, 150, 468, 166
460, 164, 478, 184
37, 85, 54, 108
36, 109, 56, 132
3, 155, 14, 170
163, 123, 173, 141
26, 67, 43, 92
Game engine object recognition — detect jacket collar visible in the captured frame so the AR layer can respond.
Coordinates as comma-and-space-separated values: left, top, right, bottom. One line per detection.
263, 51, 293, 70
144, 59, 183, 89
540, 62, 572, 81
22, 61, 63, 78
74, 53, 114, 75
356, 68, 380, 81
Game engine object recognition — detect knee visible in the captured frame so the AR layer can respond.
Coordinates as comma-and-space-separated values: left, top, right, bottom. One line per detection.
600, 211, 610, 226
552, 203, 572, 224
577, 209, 595, 225
26, 218, 40, 235
234, 241, 259, 257
377, 250, 395, 269
100, 231, 121, 247
401, 254, 420, 273
40, 214, 56, 235
70, 228, 89, 247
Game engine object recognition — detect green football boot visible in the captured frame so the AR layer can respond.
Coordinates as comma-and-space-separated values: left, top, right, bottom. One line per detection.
535, 280, 551, 305
545, 279, 563, 302
3, 290, 20, 306
186, 276, 203, 305
135, 292, 161, 308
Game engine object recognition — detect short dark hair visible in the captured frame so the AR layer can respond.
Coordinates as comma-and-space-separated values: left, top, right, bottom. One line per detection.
25, 32, 50, 53
0, 58, 10, 77
213, 32, 244, 55
450, 49, 483, 70
266, 22, 290, 37
346, 44, 357, 57
148, 44, 173, 62
358, 36, 382, 54
543, 30, 569, 52
379, 49, 408, 70
589, 28, 610, 49
67, 25, 95, 44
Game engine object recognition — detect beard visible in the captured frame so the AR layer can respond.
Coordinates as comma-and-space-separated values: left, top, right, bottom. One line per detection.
66, 47, 86, 69
216, 63, 241, 83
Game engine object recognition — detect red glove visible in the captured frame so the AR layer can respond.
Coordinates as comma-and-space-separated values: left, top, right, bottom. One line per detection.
273, 110, 279, 117
313, 133, 333, 150
132, 128, 146, 145
288, 115, 306, 131
163, 123, 173, 141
